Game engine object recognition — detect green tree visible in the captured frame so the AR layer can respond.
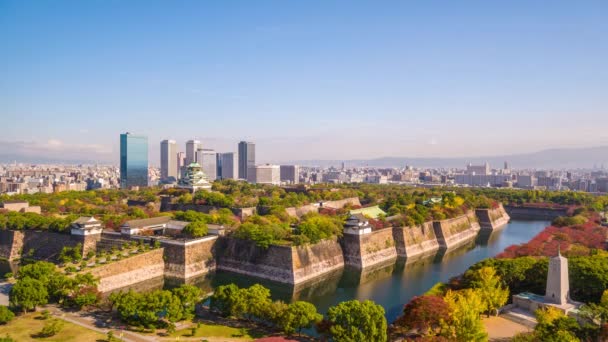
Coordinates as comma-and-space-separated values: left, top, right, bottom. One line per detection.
172, 285, 203, 320
9, 277, 48, 312
280, 301, 322, 335
442, 289, 487, 342
534, 307, 581, 342
0, 306, 14, 325
325, 300, 387, 342
182, 221, 208, 238
209, 284, 242, 317
470, 266, 509, 316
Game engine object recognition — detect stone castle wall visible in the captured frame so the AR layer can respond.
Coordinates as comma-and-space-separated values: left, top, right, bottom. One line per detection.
88, 248, 165, 293
476, 204, 510, 230
433, 212, 481, 249
393, 221, 440, 259
0, 230, 23, 260
163, 236, 217, 280
216, 237, 344, 284
504, 205, 568, 220
341, 228, 397, 269
322, 197, 362, 209
0, 230, 85, 261
216, 238, 296, 283
291, 238, 345, 283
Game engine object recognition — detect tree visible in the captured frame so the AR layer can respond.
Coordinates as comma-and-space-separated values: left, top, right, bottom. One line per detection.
470, 266, 509, 316
280, 301, 322, 335
182, 221, 208, 238
325, 300, 387, 342
580, 289, 608, 327
9, 277, 48, 312
209, 284, 242, 317
534, 307, 581, 342
397, 295, 451, 335
0, 306, 14, 325
172, 285, 203, 320
441, 289, 487, 342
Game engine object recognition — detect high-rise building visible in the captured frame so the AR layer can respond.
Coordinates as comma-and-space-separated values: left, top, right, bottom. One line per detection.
466, 162, 490, 175
185, 140, 202, 165
280, 165, 300, 184
160, 139, 177, 182
120, 133, 148, 189
177, 152, 185, 179
196, 149, 218, 181
217, 152, 237, 179
238, 141, 255, 180
247, 164, 280, 185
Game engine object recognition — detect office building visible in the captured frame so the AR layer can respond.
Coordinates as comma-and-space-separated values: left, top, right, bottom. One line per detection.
280, 165, 299, 184
238, 141, 255, 180
160, 139, 177, 182
196, 149, 218, 181
247, 164, 280, 185
120, 133, 148, 189
466, 162, 490, 175
185, 140, 202, 165
177, 152, 185, 179
217, 153, 237, 179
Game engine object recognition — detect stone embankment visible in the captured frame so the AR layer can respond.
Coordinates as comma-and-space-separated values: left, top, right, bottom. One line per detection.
216, 237, 344, 284
341, 227, 397, 269
89, 249, 165, 293
432, 211, 481, 249
393, 222, 440, 259
504, 205, 568, 220
476, 204, 510, 230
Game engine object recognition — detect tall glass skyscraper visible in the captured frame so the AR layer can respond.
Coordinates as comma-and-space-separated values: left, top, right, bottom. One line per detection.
120, 133, 148, 189
238, 141, 255, 180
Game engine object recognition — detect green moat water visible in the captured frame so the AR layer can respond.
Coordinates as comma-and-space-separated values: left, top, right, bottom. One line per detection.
201, 219, 550, 322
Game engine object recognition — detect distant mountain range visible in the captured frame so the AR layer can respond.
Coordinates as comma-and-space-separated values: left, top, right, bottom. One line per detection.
289, 146, 608, 169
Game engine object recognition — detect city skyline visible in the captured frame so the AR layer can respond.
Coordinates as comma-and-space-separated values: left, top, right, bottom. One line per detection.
1, 1, 607, 164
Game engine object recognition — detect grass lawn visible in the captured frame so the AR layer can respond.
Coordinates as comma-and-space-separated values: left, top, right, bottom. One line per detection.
0, 312, 106, 342
170, 322, 266, 340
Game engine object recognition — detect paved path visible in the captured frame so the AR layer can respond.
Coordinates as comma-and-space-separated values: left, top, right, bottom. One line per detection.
47, 305, 154, 342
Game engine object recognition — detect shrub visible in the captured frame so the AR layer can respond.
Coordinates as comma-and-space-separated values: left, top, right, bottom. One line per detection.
183, 221, 208, 238
39, 319, 64, 337
0, 306, 14, 325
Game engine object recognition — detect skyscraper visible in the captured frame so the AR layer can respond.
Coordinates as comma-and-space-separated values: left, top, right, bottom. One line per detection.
160, 139, 177, 182
177, 152, 185, 179
185, 140, 202, 165
217, 152, 237, 179
238, 141, 255, 180
120, 133, 148, 189
196, 149, 218, 181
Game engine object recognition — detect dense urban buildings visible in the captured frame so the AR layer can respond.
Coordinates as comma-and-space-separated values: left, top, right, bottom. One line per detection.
238, 141, 255, 180
119, 132, 149, 189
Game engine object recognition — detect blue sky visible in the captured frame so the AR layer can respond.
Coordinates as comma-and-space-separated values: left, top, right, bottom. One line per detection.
1, 1, 607, 165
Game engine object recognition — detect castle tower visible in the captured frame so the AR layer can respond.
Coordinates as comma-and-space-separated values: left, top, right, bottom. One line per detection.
545, 248, 570, 305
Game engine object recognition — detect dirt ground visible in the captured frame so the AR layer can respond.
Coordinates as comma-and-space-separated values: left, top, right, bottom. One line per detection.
483, 316, 533, 341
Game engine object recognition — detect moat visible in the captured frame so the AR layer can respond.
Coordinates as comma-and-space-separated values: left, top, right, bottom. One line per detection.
194, 219, 550, 322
